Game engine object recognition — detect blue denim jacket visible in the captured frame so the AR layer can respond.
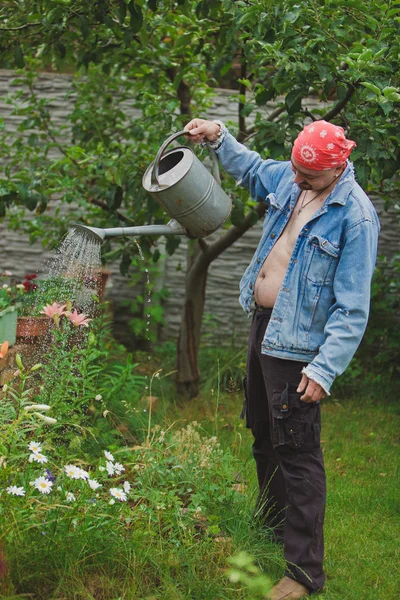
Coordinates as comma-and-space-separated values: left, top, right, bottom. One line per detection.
215, 129, 380, 394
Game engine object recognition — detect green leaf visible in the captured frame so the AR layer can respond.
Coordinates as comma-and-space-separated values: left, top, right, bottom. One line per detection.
152, 249, 161, 262
15, 354, 23, 370
230, 204, 245, 227
165, 236, 180, 256
360, 81, 381, 95
354, 161, 370, 187
80, 16, 90, 38
237, 78, 252, 89
240, 102, 254, 117
128, 2, 143, 33
382, 87, 400, 102
174, 33, 192, 50
14, 45, 25, 68
220, 62, 232, 76
284, 9, 300, 24
255, 87, 274, 106
117, 1, 127, 24
120, 251, 132, 276
285, 89, 302, 114
378, 101, 394, 115
113, 186, 124, 209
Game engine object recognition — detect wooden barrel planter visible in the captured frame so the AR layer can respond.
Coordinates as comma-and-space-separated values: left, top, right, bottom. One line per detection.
16, 316, 52, 343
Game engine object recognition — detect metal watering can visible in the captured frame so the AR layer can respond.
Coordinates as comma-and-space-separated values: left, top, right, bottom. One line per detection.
74, 131, 232, 243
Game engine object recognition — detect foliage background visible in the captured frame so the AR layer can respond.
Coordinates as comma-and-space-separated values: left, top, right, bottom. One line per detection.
0, 0, 399, 390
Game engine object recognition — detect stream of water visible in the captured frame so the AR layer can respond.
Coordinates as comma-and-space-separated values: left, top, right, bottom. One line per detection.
45, 228, 103, 310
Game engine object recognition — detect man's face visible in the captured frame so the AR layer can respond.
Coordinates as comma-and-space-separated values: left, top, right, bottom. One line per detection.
290, 157, 344, 191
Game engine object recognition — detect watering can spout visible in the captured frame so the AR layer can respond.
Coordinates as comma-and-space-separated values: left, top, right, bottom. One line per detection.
72, 219, 187, 244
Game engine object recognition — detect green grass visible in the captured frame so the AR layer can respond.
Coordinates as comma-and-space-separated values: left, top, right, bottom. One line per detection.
2, 358, 399, 600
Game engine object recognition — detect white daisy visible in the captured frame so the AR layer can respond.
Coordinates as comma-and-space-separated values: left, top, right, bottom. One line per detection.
106, 461, 115, 476
64, 464, 81, 479
110, 488, 127, 502
29, 452, 48, 464
113, 462, 125, 475
77, 468, 89, 480
104, 450, 114, 462
109, 498, 115, 505
66, 492, 76, 502
123, 481, 131, 494
34, 476, 53, 494
88, 479, 102, 491
28, 441, 42, 453
6, 485, 25, 496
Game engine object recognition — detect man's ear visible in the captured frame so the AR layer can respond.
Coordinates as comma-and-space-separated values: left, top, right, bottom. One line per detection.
335, 163, 346, 177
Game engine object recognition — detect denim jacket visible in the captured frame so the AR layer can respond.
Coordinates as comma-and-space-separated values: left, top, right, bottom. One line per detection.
215, 128, 380, 394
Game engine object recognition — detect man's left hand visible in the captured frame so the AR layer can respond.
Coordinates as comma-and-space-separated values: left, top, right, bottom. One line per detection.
297, 374, 326, 403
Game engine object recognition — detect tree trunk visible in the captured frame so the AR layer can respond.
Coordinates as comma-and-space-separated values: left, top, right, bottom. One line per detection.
175, 241, 209, 398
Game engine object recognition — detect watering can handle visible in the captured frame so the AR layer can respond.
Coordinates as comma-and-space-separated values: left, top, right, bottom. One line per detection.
150, 130, 222, 187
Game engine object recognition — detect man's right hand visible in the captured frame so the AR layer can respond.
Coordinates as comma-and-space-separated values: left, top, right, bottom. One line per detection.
183, 119, 221, 144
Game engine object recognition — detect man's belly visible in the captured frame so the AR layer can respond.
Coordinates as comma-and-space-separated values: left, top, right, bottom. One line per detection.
254, 239, 292, 308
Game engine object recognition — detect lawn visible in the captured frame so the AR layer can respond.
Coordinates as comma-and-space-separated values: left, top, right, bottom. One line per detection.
1, 334, 398, 600
169, 383, 399, 600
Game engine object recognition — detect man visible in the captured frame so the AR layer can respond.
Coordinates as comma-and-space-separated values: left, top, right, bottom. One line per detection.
184, 118, 380, 599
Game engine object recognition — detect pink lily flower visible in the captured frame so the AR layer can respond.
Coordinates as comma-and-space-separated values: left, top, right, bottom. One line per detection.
41, 302, 68, 319
41, 302, 68, 326
0, 341, 9, 359
68, 309, 92, 327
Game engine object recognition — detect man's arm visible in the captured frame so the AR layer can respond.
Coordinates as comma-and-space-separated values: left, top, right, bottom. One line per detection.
301, 218, 380, 397
184, 118, 289, 202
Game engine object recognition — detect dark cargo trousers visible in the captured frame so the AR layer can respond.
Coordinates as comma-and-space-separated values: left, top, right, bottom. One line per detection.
242, 306, 326, 593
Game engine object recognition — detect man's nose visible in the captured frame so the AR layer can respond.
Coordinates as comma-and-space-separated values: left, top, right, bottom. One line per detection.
293, 171, 305, 184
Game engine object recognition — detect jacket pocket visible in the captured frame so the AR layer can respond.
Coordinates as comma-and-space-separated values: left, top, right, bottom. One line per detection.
305, 235, 341, 284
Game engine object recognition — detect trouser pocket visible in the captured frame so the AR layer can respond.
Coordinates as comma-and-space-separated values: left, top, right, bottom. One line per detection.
272, 382, 321, 451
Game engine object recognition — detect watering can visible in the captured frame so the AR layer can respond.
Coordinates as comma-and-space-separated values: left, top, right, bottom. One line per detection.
74, 131, 232, 243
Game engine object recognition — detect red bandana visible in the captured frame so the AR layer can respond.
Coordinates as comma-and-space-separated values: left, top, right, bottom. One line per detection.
292, 120, 356, 170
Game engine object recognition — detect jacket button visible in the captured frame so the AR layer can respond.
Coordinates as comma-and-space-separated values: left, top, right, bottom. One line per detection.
257, 258, 261, 263
282, 404, 288, 409
270, 233, 276, 239
249, 283, 253, 289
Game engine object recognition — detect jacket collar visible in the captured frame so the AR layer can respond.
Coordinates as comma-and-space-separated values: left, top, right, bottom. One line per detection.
327, 161, 356, 206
